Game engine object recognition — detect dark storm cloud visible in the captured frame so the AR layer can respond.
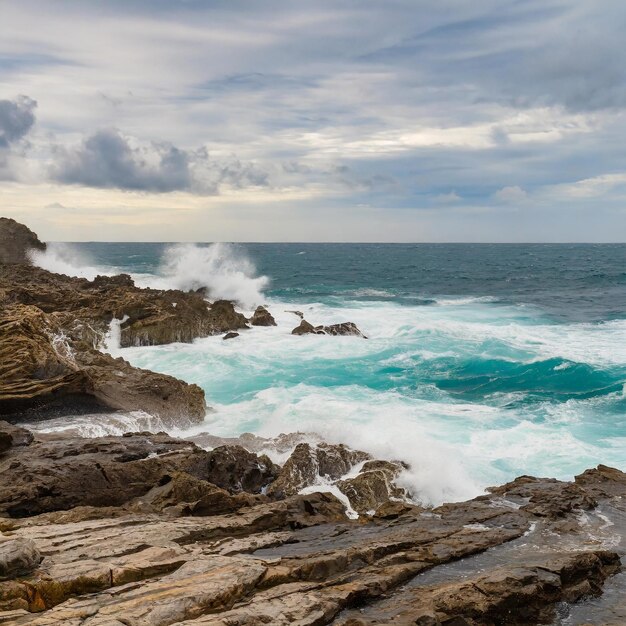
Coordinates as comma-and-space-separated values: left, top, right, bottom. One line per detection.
0, 95, 37, 148
53, 129, 192, 192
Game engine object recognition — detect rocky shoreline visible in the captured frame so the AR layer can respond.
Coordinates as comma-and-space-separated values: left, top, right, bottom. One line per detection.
1, 218, 625, 624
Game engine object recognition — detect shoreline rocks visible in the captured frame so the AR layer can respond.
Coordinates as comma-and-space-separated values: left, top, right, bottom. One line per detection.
0, 425, 623, 624
250, 305, 276, 326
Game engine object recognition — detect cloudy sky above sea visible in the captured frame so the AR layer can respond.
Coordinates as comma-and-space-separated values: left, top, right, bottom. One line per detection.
1, 0, 626, 241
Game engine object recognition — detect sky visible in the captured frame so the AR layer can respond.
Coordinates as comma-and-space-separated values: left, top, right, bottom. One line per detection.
1, 0, 626, 242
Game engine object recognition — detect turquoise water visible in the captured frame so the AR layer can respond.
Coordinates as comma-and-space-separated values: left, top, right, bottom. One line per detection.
33, 242, 626, 504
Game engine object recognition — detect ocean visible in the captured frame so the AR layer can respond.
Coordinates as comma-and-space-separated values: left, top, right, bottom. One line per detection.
30, 242, 626, 506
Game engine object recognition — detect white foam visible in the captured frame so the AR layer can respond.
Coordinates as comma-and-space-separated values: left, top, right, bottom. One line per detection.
135, 243, 269, 309
30, 243, 114, 280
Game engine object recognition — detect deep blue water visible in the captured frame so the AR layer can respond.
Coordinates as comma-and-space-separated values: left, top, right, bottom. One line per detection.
34, 242, 626, 504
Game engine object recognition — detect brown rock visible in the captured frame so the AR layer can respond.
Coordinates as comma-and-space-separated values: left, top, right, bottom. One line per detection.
250, 305, 277, 326
205, 445, 278, 494
0, 262, 249, 348
0, 537, 41, 579
337, 460, 409, 514
0, 217, 46, 265
222, 331, 239, 340
291, 319, 366, 337
268, 442, 370, 497
0, 304, 206, 424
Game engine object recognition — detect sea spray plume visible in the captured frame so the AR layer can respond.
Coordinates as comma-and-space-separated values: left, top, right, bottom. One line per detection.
159, 243, 269, 309
30, 242, 112, 280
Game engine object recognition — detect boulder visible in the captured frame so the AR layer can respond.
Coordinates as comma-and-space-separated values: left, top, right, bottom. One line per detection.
0, 305, 206, 424
0, 217, 46, 265
291, 319, 324, 335
250, 305, 277, 326
223, 331, 239, 340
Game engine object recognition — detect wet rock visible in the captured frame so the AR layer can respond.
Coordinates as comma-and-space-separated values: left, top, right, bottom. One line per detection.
291, 319, 322, 335
222, 331, 239, 340
0, 537, 41, 579
286, 310, 304, 319
337, 460, 409, 515
487, 474, 597, 519
337, 551, 621, 625
206, 445, 278, 494
250, 305, 277, 326
291, 319, 366, 337
268, 442, 370, 497
0, 422, 33, 448
0, 217, 46, 265
0, 304, 206, 424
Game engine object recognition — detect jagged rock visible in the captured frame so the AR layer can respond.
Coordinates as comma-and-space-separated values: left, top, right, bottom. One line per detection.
0, 217, 46, 265
205, 445, 278, 494
337, 459, 409, 514
268, 442, 370, 497
0, 261, 249, 348
0, 460, 624, 623
286, 310, 304, 319
0, 304, 206, 423
250, 305, 277, 326
291, 319, 366, 337
0, 537, 41, 579
223, 331, 239, 340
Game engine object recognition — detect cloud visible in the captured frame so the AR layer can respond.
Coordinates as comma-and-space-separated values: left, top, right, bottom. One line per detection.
0, 95, 37, 148
52, 129, 192, 192
493, 185, 528, 203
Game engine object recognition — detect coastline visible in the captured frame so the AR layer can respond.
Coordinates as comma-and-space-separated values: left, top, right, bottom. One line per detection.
1, 218, 625, 624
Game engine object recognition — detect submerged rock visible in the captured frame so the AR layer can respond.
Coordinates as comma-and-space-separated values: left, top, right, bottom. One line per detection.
250, 305, 277, 326
0, 217, 46, 265
222, 331, 239, 340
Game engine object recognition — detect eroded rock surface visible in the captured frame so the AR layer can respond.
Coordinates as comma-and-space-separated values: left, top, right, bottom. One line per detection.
0, 305, 206, 423
0, 264, 249, 348
0, 426, 623, 625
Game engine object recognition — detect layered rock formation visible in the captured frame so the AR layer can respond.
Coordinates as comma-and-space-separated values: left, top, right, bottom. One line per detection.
0, 426, 623, 625
0, 304, 206, 424
0, 264, 249, 348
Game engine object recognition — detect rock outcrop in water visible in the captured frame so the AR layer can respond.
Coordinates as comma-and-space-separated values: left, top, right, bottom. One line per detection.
292, 319, 366, 337
0, 425, 624, 624
0, 264, 249, 348
0, 304, 206, 424
0, 217, 45, 265
250, 305, 276, 326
